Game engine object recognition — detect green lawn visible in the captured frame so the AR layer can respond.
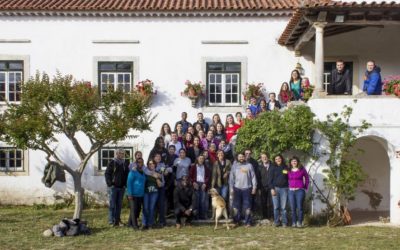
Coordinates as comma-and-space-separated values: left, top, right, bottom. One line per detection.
1, 206, 399, 250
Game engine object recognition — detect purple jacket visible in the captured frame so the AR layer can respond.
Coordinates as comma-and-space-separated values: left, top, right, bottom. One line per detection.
288, 168, 309, 190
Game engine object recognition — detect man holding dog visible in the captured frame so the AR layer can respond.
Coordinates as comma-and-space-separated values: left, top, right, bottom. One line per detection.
229, 153, 257, 227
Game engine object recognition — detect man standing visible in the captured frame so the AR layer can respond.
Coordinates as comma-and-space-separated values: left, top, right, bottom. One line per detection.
329, 60, 352, 95
193, 112, 209, 132
229, 153, 257, 227
258, 153, 273, 220
105, 148, 130, 226
174, 175, 198, 228
363, 60, 382, 95
175, 112, 192, 134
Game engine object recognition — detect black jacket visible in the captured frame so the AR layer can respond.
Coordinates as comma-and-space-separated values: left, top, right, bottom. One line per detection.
247, 158, 260, 190
105, 159, 130, 188
186, 147, 203, 164
268, 164, 289, 189
329, 68, 352, 94
174, 184, 197, 212
258, 161, 273, 190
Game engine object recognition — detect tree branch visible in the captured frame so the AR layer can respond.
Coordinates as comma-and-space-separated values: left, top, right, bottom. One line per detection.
68, 133, 85, 161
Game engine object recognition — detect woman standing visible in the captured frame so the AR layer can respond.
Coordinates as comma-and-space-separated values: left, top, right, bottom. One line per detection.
127, 158, 146, 230
214, 123, 226, 142
189, 154, 211, 220
288, 156, 309, 228
212, 114, 222, 127
289, 70, 302, 100
278, 82, 293, 107
186, 136, 203, 164
211, 150, 232, 202
175, 123, 184, 142
160, 123, 172, 146
173, 149, 192, 181
142, 160, 160, 230
225, 114, 241, 143
268, 154, 289, 227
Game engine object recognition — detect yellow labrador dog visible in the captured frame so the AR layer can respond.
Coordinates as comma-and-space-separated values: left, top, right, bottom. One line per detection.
208, 188, 230, 231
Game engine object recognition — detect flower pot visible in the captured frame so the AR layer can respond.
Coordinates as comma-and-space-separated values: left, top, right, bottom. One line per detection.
190, 97, 197, 108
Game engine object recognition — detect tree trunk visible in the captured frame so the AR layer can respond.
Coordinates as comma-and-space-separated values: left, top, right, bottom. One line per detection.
72, 171, 84, 219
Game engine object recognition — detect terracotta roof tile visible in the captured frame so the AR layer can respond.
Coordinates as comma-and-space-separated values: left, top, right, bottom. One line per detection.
278, 1, 400, 46
0, 0, 310, 11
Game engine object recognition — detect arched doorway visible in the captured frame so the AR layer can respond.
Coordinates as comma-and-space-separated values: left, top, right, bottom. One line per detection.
347, 136, 390, 224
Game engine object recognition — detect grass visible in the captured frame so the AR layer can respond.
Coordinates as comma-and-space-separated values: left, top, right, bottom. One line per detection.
1, 206, 400, 250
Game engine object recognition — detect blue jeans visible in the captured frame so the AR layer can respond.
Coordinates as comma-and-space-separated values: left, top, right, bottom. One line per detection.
143, 192, 159, 227
218, 185, 229, 202
109, 187, 125, 224
196, 184, 209, 219
232, 187, 252, 225
156, 187, 166, 225
272, 187, 288, 226
288, 189, 306, 225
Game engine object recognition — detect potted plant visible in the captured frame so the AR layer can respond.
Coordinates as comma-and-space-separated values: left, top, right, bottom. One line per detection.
383, 75, 400, 97
181, 80, 205, 107
242, 82, 265, 105
136, 79, 157, 104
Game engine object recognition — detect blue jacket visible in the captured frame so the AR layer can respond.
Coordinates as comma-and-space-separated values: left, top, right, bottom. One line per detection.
126, 169, 146, 197
363, 66, 382, 95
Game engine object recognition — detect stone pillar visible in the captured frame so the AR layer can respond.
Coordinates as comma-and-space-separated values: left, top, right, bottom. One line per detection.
313, 22, 327, 97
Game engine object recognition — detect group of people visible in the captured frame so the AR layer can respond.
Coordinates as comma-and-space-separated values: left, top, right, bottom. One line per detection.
105, 111, 309, 230
103, 60, 383, 230
328, 59, 382, 95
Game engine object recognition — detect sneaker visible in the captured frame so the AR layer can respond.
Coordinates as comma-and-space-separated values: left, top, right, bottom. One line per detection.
141, 226, 149, 231
245, 224, 251, 228
176, 224, 181, 229
282, 224, 287, 228
296, 222, 303, 228
272, 223, 280, 227
291, 224, 296, 228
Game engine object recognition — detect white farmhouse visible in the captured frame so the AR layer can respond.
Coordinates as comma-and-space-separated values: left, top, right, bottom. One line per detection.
0, 0, 399, 224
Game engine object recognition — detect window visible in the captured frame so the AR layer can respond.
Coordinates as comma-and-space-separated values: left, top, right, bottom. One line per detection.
98, 147, 132, 171
206, 62, 241, 106
0, 61, 23, 102
98, 62, 133, 95
0, 148, 24, 172
324, 61, 353, 91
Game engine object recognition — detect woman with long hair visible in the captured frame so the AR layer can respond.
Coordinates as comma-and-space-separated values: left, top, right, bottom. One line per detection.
160, 123, 172, 146
225, 114, 241, 143
288, 156, 309, 228
175, 123, 184, 142
214, 122, 226, 142
278, 82, 294, 107
211, 114, 222, 127
183, 132, 194, 149
269, 154, 289, 227
289, 70, 302, 100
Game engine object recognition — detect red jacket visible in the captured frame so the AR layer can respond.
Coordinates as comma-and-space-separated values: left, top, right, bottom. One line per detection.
189, 164, 211, 189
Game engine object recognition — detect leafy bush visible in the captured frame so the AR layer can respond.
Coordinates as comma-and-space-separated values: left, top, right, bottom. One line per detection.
236, 104, 315, 158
